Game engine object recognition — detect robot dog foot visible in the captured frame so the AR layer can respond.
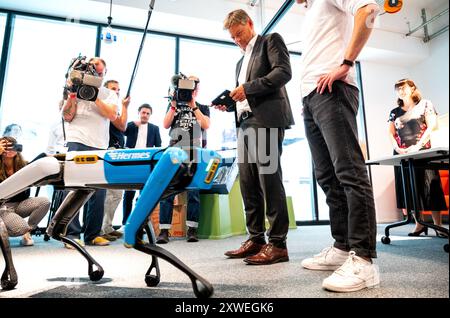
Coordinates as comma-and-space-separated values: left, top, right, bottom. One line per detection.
60, 236, 104, 282
135, 241, 214, 298
1, 266, 17, 290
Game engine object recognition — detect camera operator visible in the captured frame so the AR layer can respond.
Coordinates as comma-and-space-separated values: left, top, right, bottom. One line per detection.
61, 57, 119, 248
157, 75, 210, 244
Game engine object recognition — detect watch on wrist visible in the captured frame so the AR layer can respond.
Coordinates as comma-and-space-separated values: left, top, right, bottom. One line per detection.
341, 59, 354, 67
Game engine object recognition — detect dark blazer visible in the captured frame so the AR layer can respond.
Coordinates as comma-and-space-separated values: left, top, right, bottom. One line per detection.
231, 33, 295, 129
124, 122, 162, 148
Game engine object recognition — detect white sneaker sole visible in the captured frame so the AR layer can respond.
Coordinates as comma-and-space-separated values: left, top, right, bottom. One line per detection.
322, 276, 380, 292
301, 262, 344, 271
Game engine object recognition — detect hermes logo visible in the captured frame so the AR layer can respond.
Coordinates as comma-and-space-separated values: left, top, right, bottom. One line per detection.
108, 152, 151, 160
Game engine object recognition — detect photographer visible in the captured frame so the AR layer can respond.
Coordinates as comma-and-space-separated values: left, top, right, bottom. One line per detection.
157, 75, 210, 244
61, 57, 119, 248
1, 137, 50, 246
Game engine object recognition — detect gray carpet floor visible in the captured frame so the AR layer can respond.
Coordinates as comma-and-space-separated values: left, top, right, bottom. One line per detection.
0, 224, 448, 298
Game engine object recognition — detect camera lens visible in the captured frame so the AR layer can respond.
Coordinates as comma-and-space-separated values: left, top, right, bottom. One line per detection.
78, 85, 97, 101
177, 89, 192, 102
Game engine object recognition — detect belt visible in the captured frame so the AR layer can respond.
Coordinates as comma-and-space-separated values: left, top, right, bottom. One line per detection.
239, 111, 253, 122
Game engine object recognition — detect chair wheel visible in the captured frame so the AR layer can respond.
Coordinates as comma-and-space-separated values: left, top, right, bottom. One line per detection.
145, 275, 160, 287
381, 236, 391, 244
44, 234, 50, 242
444, 244, 449, 253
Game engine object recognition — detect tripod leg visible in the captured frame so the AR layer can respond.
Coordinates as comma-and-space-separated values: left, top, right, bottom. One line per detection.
0, 218, 17, 290
47, 189, 104, 281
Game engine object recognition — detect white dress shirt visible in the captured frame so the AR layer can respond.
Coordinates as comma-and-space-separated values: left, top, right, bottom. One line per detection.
237, 34, 258, 120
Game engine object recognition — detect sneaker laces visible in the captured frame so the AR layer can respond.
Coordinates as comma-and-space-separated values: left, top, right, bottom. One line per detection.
335, 251, 364, 276
314, 246, 334, 258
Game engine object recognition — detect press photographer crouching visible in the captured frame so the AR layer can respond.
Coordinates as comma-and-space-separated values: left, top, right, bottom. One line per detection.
61, 56, 119, 248
0, 137, 50, 246
157, 74, 210, 244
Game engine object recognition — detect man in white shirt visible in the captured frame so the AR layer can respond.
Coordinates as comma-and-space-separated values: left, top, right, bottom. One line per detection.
296, 0, 380, 292
61, 57, 119, 247
100, 80, 130, 241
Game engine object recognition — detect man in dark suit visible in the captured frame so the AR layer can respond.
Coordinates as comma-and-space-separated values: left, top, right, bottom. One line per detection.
218, 9, 294, 265
121, 104, 162, 227
124, 104, 162, 149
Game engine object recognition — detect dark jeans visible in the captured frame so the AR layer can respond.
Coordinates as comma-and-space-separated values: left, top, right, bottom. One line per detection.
159, 190, 200, 226
237, 117, 289, 248
122, 190, 137, 225
302, 81, 377, 258
65, 142, 106, 242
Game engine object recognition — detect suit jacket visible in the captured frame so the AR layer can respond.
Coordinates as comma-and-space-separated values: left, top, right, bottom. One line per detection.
124, 122, 162, 148
231, 33, 295, 129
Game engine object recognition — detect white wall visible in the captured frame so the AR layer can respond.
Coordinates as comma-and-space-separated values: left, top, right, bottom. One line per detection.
360, 31, 449, 223
411, 32, 450, 115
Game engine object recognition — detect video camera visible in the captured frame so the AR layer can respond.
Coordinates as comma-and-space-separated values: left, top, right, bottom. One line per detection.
65, 56, 103, 102
169, 73, 197, 104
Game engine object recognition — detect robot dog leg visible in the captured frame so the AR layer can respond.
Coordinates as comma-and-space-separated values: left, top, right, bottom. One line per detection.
0, 218, 17, 290
123, 147, 215, 298
46, 189, 104, 281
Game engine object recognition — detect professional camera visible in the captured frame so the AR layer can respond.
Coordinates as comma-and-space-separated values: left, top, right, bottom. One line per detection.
169, 73, 197, 103
10, 143, 23, 152
65, 56, 103, 102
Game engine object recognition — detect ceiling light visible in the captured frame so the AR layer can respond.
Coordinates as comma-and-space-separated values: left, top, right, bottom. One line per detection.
100, 0, 117, 44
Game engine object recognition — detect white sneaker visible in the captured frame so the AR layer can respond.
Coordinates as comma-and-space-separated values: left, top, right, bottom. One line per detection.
301, 246, 349, 270
20, 232, 34, 246
322, 251, 380, 292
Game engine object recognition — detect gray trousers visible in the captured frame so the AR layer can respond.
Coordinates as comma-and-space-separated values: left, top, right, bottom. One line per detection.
0, 197, 50, 236
101, 189, 123, 235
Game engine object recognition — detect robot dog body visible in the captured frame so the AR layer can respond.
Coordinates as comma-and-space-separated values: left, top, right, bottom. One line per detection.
0, 147, 221, 297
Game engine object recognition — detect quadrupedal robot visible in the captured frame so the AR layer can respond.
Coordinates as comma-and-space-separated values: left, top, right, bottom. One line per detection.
0, 147, 221, 298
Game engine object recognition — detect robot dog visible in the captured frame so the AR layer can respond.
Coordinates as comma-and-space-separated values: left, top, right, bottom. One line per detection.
0, 147, 221, 298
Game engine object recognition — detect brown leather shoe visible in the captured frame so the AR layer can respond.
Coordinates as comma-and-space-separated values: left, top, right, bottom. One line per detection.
243, 243, 289, 265
224, 240, 265, 258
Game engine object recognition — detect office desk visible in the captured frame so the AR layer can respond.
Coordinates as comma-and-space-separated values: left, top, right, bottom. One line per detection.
367, 147, 449, 253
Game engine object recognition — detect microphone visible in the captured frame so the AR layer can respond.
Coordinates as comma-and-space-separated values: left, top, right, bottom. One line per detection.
170, 74, 183, 87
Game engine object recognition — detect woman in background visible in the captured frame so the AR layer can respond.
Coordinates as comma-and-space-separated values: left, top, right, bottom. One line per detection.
388, 79, 447, 237
0, 136, 50, 246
